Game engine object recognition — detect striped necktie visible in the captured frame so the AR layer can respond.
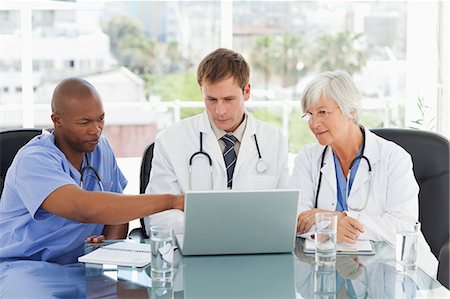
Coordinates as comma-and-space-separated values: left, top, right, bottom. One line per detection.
221, 134, 237, 189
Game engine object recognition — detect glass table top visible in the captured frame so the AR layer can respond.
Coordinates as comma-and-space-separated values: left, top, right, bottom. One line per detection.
1, 239, 448, 298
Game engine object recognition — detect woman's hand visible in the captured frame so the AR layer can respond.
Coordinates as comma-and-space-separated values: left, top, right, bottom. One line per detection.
297, 209, 347, 234
296, 208, 336, 234
337, 216, 364, 243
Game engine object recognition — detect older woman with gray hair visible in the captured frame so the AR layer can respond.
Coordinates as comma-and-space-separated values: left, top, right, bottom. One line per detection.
291, 70, 437, 277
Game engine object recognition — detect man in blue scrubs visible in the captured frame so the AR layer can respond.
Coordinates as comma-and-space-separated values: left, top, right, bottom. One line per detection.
0, 78, 184, 264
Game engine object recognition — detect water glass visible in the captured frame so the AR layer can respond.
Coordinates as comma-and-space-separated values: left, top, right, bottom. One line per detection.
314, 264, 336, 299
395, 220, 420, 272
150, 226, 174, 283
151, 285, 174, 299
315, 212, 338, 266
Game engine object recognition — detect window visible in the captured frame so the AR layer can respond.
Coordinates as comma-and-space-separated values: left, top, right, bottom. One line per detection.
1, 1, 448, 152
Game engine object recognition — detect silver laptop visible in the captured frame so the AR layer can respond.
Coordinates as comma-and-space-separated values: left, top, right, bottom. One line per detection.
176, 189, 300, 255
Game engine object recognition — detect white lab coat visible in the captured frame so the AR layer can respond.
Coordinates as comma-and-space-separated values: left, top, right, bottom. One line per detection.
290, 128, 438, 278
144, 111, 290, 234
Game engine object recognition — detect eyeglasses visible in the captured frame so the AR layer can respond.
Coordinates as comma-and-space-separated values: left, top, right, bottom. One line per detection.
301, 106, 340, 122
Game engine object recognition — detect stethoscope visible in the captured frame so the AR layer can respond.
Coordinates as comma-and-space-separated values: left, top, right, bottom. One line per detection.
314, 126, 372, 211
188, 132, 268, 189
80, 153, 104, 191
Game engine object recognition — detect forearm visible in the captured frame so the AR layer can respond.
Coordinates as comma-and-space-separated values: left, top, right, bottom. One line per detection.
102, 223, 129, 239
42, 185, 183, 225
77, 192, 180, 224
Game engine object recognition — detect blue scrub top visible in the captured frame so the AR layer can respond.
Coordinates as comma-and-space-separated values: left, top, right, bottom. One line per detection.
0, 131, 127, 264
333, 146, 362, 212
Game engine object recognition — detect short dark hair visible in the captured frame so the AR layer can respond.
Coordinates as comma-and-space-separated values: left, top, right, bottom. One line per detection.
197, 48, 250, 90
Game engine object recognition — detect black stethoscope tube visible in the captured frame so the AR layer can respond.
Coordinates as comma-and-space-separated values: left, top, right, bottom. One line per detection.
188, 131, 268, 188
314, 126, 371, 208
80, 153, 104, 191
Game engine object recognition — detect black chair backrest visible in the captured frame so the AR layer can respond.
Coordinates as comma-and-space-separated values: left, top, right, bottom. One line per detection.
438, 240, 450, 289
371, 128, 449, 257
140, 142, 155, 194
0, 128, 42, 196
138, 142, 155, 238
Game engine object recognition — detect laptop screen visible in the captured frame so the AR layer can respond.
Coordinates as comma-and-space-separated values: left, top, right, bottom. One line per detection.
177, 189, 300, 255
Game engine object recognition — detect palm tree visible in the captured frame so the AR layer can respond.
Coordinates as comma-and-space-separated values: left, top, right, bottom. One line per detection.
250, 35, 278, 98
311, 31, 368, 75
275, 35, 311, 98
102, 15, 157, 75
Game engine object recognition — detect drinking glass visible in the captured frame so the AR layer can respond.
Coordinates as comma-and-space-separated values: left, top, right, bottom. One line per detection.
315, 212, 338, 266
150, 226, 174, 283
396, 220, 420, 272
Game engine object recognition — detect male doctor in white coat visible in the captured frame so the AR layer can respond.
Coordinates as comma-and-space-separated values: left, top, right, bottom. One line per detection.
144, 48, 290, 234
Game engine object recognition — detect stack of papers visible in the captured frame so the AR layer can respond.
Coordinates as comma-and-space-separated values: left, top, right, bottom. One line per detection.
78, 242, 152, 267
303, 239, 375, 255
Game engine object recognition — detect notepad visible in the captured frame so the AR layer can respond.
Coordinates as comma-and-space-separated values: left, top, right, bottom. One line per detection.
303, 239, 375, 255
78, 242, 152, 267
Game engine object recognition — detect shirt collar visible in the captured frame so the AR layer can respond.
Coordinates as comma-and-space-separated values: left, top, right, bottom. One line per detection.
209, 113, 248, 143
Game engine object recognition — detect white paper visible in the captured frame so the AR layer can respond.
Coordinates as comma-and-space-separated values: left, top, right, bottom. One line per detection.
78, 242, 152, 267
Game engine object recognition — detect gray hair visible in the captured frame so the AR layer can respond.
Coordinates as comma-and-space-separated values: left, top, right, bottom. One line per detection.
300, 70, 361, 124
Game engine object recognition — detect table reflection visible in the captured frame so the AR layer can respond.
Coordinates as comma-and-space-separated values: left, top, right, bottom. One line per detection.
1, 240, 448, 299
294, 240, 445, 298
0, 260, 85, 298
180, 253, 295, 299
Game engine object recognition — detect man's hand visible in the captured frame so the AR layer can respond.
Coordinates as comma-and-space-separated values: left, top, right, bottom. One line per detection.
86, 235, 105, 243
337, 216, 364, 243
172, 194, 185, 211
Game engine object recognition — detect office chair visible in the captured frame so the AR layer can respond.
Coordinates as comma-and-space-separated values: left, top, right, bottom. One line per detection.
0, 128, 42, 197
438, 240, 449, 289
371, 128, 449, 259
128, 142, 155, 240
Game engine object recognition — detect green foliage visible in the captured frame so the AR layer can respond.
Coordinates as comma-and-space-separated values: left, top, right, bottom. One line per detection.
250, 36, 278, 93
146, 71, 201, 101
275, 35, 310, 89
145, 71, 203, 119
179, 107, 205, 119
250, 107, 283, 126
311, 31, 368, 75
251, 31, 368, 84
359, 111, 384, 128
288, 112, 316, 153
102, 15, 157, 74
251, 35, 311, 98
102, 15, 185, 75
408, 96, 435, 130
251, 108, 316, 153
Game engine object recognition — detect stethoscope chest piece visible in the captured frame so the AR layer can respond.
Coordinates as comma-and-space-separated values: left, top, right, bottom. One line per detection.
256, 158, 268, 173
